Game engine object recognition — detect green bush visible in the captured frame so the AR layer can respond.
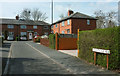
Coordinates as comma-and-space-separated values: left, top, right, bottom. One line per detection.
49, 34, 56, 49
78, 26, 120, 70
35, 37, 40, 42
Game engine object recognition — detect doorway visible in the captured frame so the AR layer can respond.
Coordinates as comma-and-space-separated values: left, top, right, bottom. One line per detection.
29, 33, 32, 40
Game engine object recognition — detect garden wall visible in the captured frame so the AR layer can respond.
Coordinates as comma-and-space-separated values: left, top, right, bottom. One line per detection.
40, 38, 49, 47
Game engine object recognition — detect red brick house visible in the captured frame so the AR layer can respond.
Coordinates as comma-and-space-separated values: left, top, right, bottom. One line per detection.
51, 10, 97, 34
0, 16, 50, 40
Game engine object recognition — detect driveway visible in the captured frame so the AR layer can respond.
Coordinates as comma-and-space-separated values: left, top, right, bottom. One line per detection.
3, 41, 119, 75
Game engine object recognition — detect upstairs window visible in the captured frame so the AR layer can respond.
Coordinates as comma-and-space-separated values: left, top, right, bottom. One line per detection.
87, 20, 90, 25
55, 24, 57, 28
20, 25, 26, 29
33, 26, 37, 29
62, 21, 64, 26
8, 25, 14, 29
51, 25, 53, 28
67, 20, 70, 25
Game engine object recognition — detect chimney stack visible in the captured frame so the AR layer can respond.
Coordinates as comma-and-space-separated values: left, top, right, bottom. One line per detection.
68, 10, 73, 16
16, 15, 19, 20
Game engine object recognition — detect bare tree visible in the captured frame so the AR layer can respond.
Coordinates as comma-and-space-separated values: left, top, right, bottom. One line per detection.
106, 11, 117, 28
59, 13, 65, 19
94, 10, 117, 28
20, 8, 31, 20
94, 10, 106, 28
59, 13, 68, 19
31, 8, 48, 21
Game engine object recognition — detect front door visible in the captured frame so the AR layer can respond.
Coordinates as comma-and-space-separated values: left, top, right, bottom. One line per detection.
29, 33, 32, 40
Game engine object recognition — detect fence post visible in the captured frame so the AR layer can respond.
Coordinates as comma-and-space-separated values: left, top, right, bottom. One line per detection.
77, 29, 79, 57
55, 33, 58, 50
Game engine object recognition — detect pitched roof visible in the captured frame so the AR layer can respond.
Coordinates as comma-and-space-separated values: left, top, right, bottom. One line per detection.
52, 12, 97, 25
0, 18, 50, 26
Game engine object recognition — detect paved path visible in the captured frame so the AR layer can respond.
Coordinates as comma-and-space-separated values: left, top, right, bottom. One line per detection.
58, 50, 78, 57
3, 41, 119, 75
1, 41, 13, 75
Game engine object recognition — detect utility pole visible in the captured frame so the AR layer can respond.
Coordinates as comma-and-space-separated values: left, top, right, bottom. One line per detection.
51, 0, 53, 24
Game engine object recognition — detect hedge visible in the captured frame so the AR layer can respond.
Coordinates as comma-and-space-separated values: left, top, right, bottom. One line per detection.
78, 26, 120, 70
49, 34, 56, 49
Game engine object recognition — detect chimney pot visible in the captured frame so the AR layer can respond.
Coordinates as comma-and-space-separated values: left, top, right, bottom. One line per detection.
68, 10, 74, 16
16, 15, 19, 20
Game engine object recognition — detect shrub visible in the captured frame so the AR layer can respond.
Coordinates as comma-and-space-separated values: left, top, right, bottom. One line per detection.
49, 34, 56, 49
35, 37, 40, 42
78, 26, 120, 70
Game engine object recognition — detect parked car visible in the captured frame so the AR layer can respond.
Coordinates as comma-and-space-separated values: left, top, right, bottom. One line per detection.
20, 36, 27, 41
7, 35, 14, 41
41, 35, 48, 38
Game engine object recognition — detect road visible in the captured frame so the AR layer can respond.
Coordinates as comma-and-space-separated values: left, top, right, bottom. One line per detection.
2, 41, 119, 76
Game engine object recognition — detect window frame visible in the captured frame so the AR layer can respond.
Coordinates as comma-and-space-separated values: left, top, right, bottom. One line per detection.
20, 25, 27, 29
67, 20, 70, 25
20, 32, 27, 36
33, 25, 37, 29
87, 19, 90, 25
7, 25, 14, 29
62, 31, 65, 34
62, 21, 64, 26
55, 24, 57, 28
67, 29, 70, 34
8, 32, 14, 36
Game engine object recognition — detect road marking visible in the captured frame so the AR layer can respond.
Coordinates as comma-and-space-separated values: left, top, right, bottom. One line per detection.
3, 42, 14, 75
26, 43, 76, 74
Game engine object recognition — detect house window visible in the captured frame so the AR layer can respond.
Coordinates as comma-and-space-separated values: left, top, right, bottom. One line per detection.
55, 24, 57, 28
62, 31, 65, 34
21, 32, 27, 36
8, 32, 14, 36
34, 32, 37, 36
87, 20, 90, 25
51, 25, 53, 28
67, 29, 70, 34
67, 20, 70, 25
44, 32, 48, 35
62, 21, 64, 26
20, 25, 26, 29
33, 26, 37, 29
8, 25, 14, 29
44, 26, 48, 29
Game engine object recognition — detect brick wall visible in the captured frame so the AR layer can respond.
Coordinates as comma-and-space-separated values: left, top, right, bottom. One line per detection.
72, 19, 96, 34
2, 24, 51, 40
40, 38, 49, 47
52, 18, 96, 34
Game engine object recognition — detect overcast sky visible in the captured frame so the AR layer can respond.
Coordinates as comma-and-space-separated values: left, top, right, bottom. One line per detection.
0, 0, 119, 24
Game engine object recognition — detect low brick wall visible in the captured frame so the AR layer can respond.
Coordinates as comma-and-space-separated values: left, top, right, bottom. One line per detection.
40, 38, 49, 47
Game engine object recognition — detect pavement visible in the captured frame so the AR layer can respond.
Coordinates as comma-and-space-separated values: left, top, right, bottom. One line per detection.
1, 41, 14, 75
58, 50, 78, 57
2, 41, 119, 76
